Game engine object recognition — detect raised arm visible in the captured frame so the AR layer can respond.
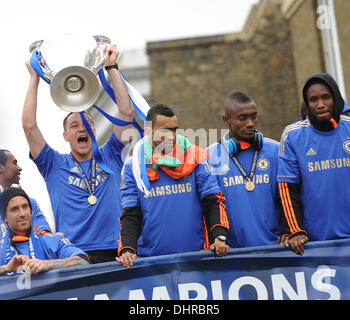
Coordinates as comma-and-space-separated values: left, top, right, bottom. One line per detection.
103, 44, 135, 144
22, 61, 46, 159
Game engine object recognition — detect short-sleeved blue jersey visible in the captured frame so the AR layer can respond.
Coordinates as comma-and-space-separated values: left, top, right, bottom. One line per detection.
277, 116, 350, 241
31, 133, 125, 251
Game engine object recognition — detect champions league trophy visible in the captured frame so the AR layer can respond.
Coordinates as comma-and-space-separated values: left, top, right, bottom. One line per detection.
29, 33, 111, 112
29, 33, 150, 177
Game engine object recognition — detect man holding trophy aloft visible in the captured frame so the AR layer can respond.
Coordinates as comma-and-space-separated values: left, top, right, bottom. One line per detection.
22, 37, 136, 263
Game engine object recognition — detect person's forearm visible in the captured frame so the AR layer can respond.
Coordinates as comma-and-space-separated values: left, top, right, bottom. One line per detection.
107, 69, 135, 121
201, 192, 229, 247
44, 256, 89, 271
278, 182, 307, 237
118, 206, 142, 256
0, 265, 8, 276
22, 76, 40, 132
202, 193, 229, 233
22, 76, 46, 158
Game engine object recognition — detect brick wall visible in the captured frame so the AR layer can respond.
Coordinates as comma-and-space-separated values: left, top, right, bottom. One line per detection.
147, 0, 300, 142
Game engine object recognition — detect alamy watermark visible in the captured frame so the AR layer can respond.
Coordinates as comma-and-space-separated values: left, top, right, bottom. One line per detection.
16, 266, 31, 290
119, 127, 231, 174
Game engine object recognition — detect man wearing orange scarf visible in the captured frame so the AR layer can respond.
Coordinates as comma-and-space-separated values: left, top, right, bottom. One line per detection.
0, 187, 90, 276
117, 104, 229, 268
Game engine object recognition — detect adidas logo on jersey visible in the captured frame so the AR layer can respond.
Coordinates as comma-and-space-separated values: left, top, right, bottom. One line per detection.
221, 164, 230, 172
70, 166, 80, 173
306, 148, 317, 156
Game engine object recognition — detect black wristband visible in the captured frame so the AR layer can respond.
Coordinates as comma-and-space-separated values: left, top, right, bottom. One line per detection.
105, 63, 119, 70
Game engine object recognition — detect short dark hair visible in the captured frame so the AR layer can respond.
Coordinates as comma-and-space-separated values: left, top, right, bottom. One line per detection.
225, 92, 253, 105
146, 104, 175, 124
224, 92, 255, 115
63, 111, 94, 131
0, 149, 10, 166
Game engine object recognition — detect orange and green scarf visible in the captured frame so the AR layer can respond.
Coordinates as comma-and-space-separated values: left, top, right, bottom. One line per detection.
144, 135, 209, 181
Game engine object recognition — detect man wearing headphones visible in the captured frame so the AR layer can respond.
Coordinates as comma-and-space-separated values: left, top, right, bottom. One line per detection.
208, 92, 282, 248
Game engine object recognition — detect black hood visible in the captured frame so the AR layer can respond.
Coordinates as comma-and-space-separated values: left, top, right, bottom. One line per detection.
302, 73, 345, 132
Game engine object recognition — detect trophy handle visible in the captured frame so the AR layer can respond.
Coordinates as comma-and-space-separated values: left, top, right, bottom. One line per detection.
29, 40, 55, 82
41, 64, 55, 82
90, 35, 111, 75
90, 52, 109, 75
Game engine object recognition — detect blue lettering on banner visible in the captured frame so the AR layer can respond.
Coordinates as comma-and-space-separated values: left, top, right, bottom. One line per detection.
1, 239, 350, 300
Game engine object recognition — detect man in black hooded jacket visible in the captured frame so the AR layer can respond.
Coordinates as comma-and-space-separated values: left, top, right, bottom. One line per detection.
277, 73, 350, 255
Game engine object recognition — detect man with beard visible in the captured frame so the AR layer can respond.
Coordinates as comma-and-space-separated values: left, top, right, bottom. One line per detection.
0, 188, 90, 276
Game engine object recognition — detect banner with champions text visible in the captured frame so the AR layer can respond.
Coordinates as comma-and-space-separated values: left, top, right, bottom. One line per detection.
1, 238, 350, 300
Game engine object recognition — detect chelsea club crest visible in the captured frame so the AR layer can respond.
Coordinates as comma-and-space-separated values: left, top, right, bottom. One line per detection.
343, 140, 350, 154
257, 157, 270, 171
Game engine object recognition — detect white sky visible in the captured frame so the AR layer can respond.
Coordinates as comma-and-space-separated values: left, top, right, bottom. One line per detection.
0, 0, 258, 229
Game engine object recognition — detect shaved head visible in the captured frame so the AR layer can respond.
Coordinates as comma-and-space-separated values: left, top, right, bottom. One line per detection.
224, 92, 254, 115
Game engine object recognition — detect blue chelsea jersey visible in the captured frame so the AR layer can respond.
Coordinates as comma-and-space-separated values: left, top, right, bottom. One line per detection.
31, 133, 126, 252
277, 116, 350, 241
0, 231, 86, 276
208, 138, 281, 248
121, 158, 221, 257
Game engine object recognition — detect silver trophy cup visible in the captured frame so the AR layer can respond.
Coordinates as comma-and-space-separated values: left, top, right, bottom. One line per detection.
29, 33, 111, 112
